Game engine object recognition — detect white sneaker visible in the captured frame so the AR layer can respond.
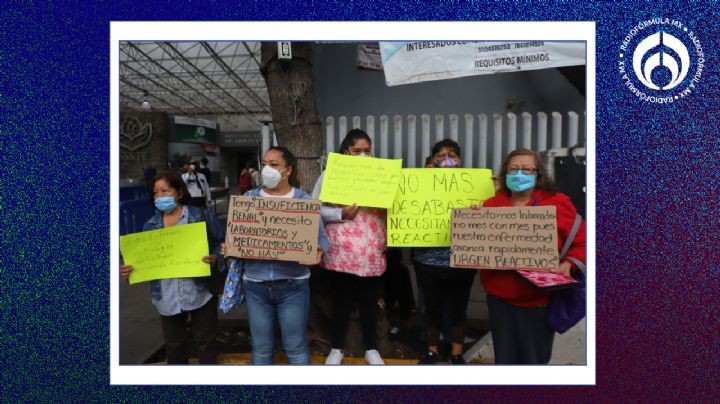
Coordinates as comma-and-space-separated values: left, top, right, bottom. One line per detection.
325, 348, 344, 365
364, 349, 385, 365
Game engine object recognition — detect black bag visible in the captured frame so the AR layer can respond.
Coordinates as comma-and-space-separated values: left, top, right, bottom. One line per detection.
547, 271, 586, 333
198, 208, 225, 295
546, 213, 586, 334
554, 146, 586, 219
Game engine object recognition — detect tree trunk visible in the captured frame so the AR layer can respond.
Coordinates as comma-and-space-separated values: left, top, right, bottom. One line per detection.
260, 42, 394, 359
260, 42, 323, 194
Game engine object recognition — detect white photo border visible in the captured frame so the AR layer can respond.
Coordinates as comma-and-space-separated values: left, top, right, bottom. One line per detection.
110, 21, 596, 385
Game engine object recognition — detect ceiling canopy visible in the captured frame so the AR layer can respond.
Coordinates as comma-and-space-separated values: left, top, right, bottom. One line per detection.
120, 41, 271, 132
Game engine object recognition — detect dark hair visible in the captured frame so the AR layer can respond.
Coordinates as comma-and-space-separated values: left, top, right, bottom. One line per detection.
497, 148, 556, 195
431, 138, 461, 158
338, 129, 371, 154
267, 146, 300, 188
148, 171, 192, 207
201, 157, 208, 165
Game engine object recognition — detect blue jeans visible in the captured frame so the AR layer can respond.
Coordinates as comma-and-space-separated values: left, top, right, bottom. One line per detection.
243, 278, 310, 364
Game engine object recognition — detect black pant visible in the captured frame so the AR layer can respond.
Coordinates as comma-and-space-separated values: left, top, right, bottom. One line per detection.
382, 248, 416, 316
414, 262, 475, 346
331, 271, 381, 350
486, 294, 555, 364
160, 296, 218, 364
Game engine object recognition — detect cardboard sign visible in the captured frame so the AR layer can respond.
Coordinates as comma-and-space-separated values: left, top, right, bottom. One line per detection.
318, 152, 402, 208
387, 168, 495, 247
450, 206, 559, 271
120, 222, 210, 285
225, 196, 321, 262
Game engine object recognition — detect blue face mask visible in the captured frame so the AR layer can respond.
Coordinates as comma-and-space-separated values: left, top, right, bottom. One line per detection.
506, 172, 536, 192
154, 196, 177, 213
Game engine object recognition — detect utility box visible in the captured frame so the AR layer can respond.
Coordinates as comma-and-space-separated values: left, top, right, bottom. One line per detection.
544, 147, 586, 218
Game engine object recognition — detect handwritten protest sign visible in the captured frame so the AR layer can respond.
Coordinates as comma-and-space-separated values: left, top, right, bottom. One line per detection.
319, 152, 402, 208
120, 222, 210, 285
387, 168, 495, 247
450, 206, 559, 271
225, 196, 321, 262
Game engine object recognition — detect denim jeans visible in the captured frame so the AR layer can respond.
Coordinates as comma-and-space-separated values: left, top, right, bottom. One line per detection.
243, 278, 310, 364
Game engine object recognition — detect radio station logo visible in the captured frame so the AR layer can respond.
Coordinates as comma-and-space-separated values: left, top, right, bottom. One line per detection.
619, 18, 704, 104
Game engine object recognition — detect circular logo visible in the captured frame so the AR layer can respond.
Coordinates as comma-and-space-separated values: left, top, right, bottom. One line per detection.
619, 18, 704, 103
195, 126, 206, 138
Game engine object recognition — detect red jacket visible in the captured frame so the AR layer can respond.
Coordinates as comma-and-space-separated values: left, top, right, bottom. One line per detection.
480, 190, 586, 307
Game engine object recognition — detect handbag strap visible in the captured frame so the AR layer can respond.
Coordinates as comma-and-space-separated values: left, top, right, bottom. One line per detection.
196, 207, 213, 256
559, 213, 585, 274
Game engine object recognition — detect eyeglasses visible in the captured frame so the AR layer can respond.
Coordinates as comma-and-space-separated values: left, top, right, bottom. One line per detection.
507, 166, 538, 175
348, 148, 372, 155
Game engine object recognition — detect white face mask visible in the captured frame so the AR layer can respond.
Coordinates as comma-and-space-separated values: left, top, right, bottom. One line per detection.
261, 165, 287, 189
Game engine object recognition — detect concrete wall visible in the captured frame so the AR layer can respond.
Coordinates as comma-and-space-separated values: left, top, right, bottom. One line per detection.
312, 43, 586, 161
119, 111, 170, 184
313, 43, 585, 121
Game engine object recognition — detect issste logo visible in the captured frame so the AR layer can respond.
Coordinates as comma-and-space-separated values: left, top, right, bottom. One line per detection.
619, 18, 704, 104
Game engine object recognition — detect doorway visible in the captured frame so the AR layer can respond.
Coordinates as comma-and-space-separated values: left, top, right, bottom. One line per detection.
234, 147, 260, 194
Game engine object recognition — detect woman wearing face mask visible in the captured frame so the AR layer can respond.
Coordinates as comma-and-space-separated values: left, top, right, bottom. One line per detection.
476, 148, 586, 364
221, 146, 328, 365
120, 172, 226, 364
311, 129, 388, 365
413, 139, 477, 365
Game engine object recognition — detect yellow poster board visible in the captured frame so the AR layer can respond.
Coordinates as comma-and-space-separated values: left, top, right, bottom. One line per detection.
319, 152, 403, 208
387, 168, 495, 247
120, 222, 210, 285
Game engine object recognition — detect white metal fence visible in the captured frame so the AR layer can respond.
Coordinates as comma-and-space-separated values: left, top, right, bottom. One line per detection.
321, 112, 586, 173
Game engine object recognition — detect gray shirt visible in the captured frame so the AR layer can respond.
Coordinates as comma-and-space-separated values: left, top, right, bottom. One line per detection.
150, 205, 213, 316
311, 171, 344, 223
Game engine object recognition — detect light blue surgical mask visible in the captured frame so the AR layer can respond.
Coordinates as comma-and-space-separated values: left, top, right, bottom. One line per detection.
506, 172, 536, 192
154, 196, 177, 213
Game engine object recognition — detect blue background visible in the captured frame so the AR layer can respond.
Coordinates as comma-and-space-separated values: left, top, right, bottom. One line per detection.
2, 0, 719, 400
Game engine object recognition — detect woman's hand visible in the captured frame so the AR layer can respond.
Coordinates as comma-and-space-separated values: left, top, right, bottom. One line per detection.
341, 204, 359, 220
298, 247, 323, 266
202, 254, 217, 266
120, 264, 134, 280
220, 242, 227, 257
551, 261, 573, 276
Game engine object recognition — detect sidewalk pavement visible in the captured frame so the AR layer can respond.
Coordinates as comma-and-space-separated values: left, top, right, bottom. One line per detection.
119, 195, 586, 365
463, 318, 587, 365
